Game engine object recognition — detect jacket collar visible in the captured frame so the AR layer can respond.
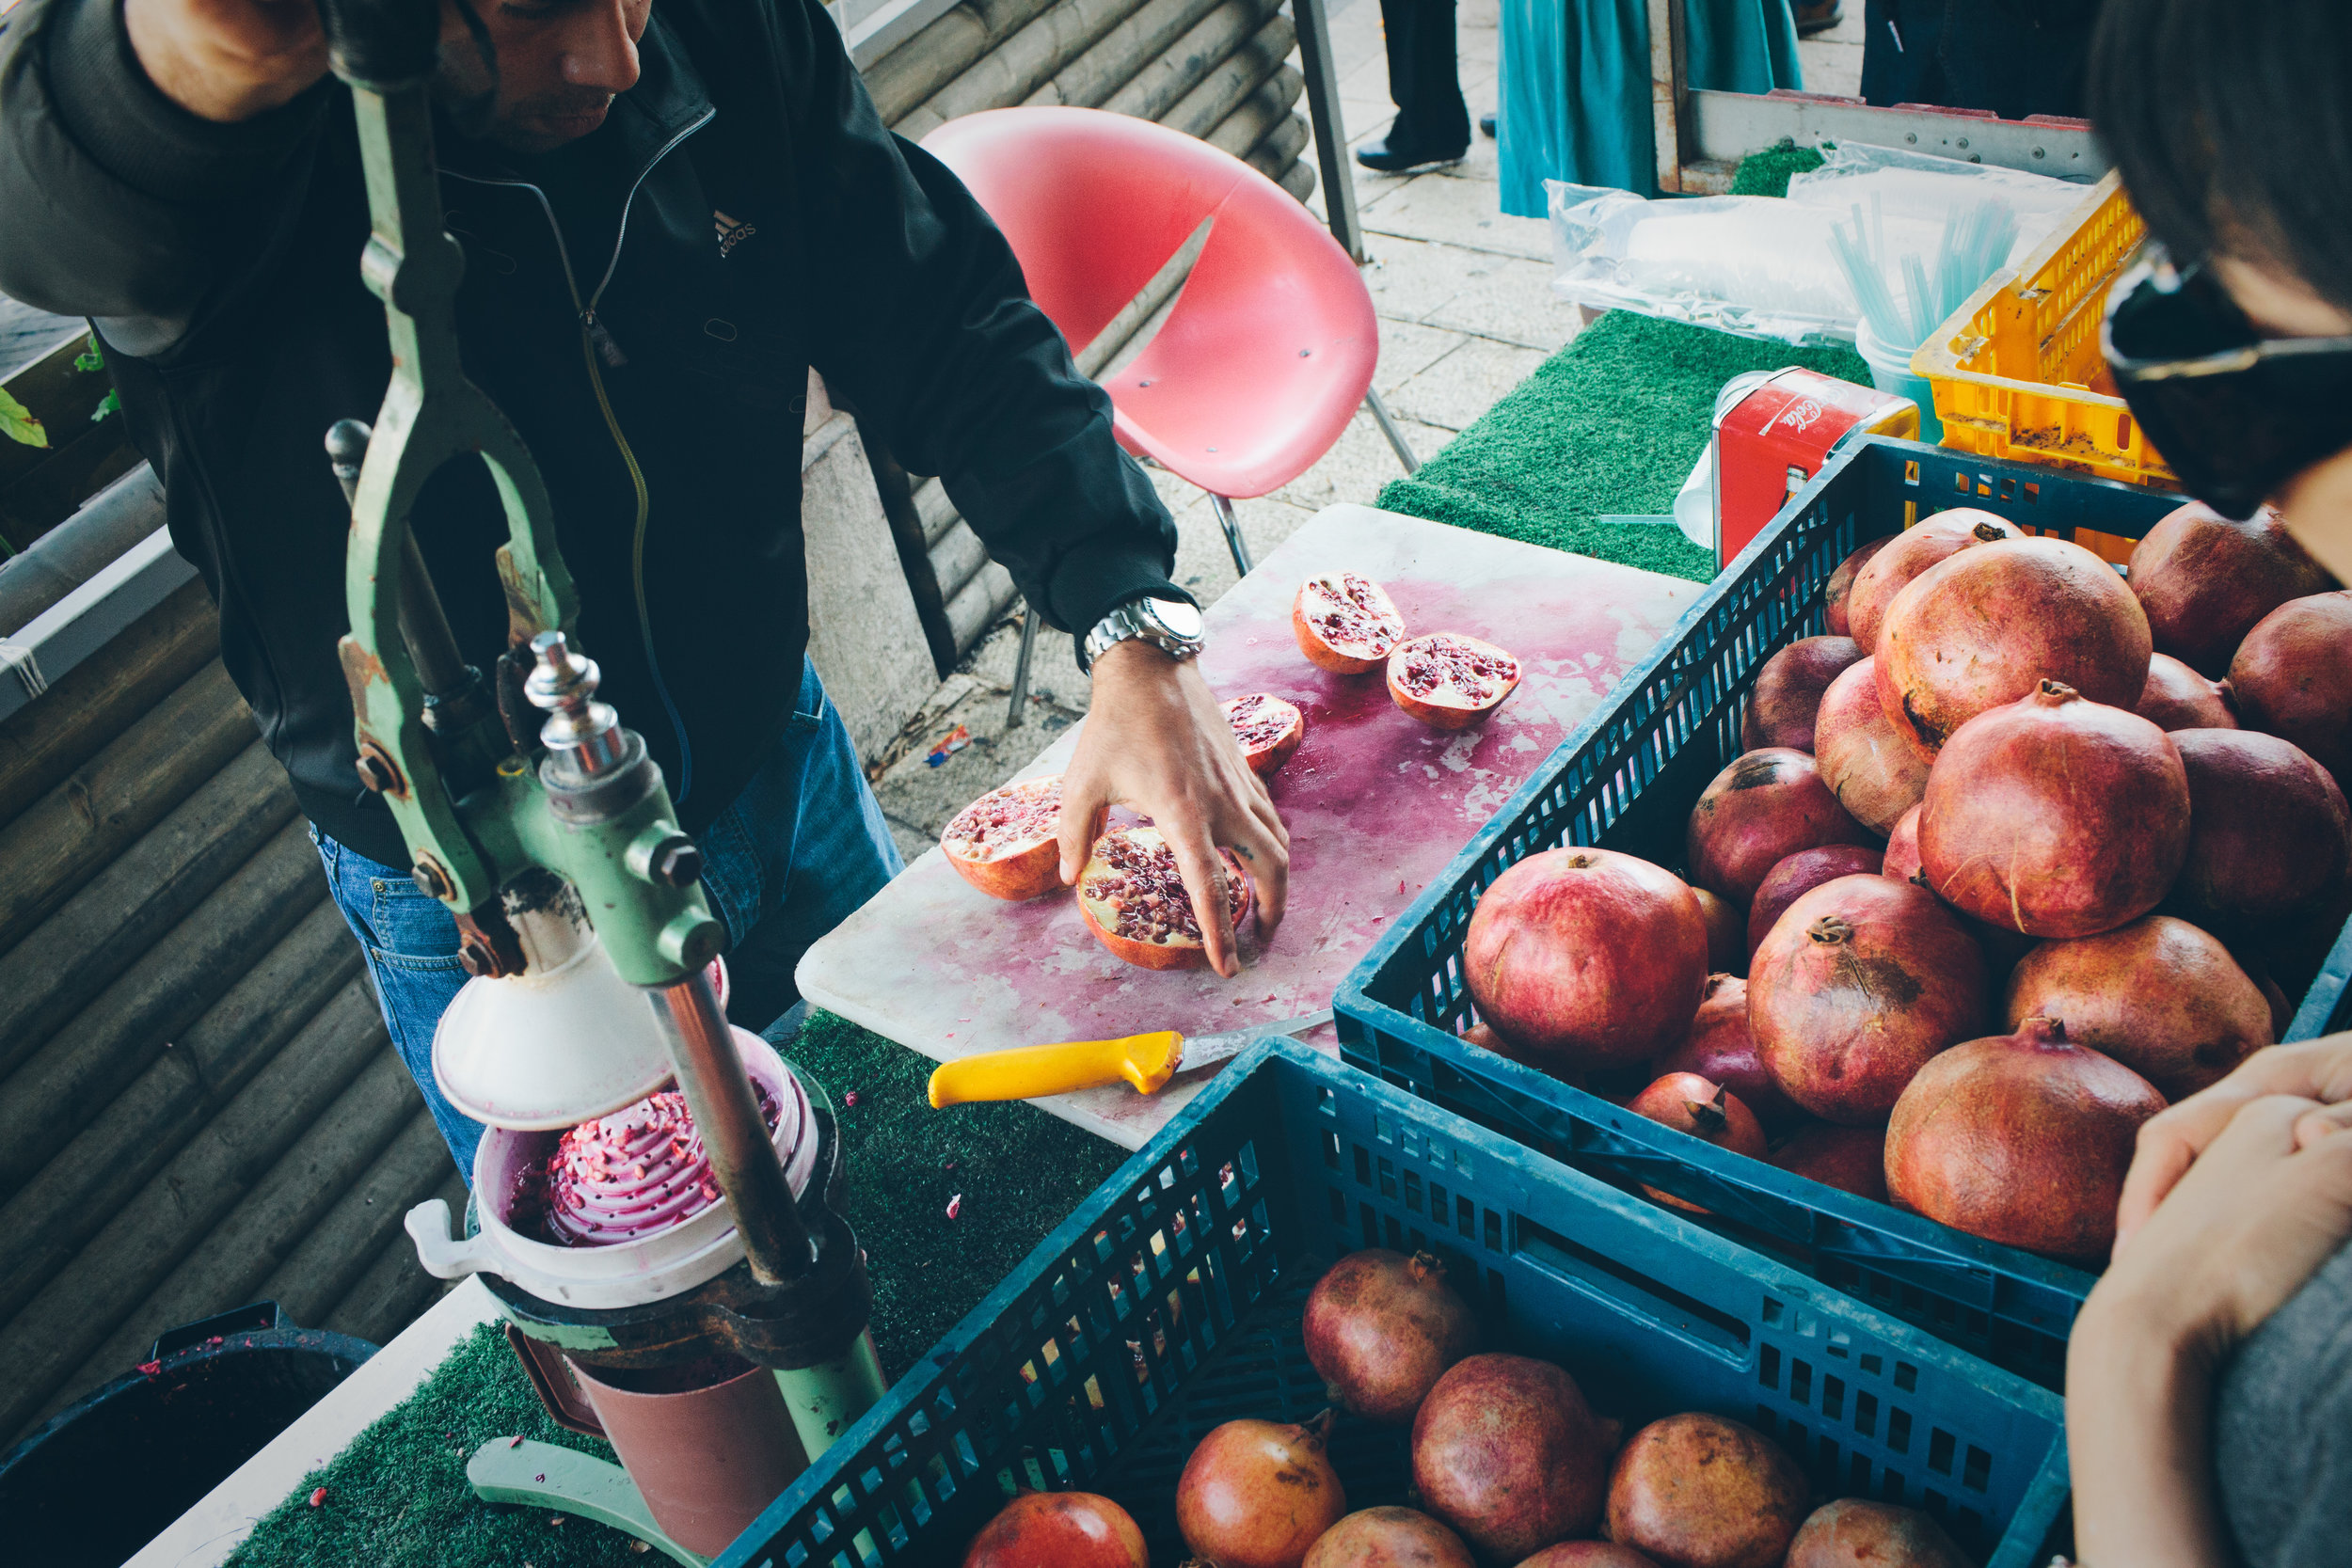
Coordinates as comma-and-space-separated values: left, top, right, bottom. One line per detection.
433, 12, 715, 184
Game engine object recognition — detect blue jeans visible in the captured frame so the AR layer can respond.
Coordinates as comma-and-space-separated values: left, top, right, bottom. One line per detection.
315, 662, 902, 1179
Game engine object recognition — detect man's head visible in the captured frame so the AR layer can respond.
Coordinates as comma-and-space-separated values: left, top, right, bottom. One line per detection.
440, 0, 652, 153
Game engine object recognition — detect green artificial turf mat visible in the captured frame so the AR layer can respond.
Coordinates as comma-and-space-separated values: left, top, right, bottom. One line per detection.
226, 1007, 1125, 1568
1730, 139, 1827, 197
1377, 311, 1871, 583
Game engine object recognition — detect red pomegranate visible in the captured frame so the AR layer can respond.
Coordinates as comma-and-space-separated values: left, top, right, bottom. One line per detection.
962, 1492, 1147, 1568
2129, 499, 2337, 676
1877, 536, 2153, 754
1768, 1122, 1888, 1201
1294, 571, 1406, 673
1743, 636, 1865, 752
1685, 749, 1875, 906
1177, 1414, 1346, 1568
1783, 1498, 1971, 1568
2002, 915, 2271, 1100
1748, 875, 1987, 1125
1518, 1545, 1665, 1568
1222, 692, 1307, 777
2229, 590, 2352, 788
1693, 887, 1746, 974
1461, 848, 1710, 1074
2171, 728, 2352, 925
1076, 828, 1251, 971
1302, 1508, 1476, 1568
1884, 1018, 2166, 1259
942, 775, 1065, 902
1815, 657, 1931, 832
1389, 632, 1522, 729
1918, 681, 2190, 938
1845, 509, 2021, 651
1823, 536, 1893, 639
1411, 1354, 1620, 1560
1883, 802, 1924, 885
1605, 1414, 1808, 1568
1748, 844, 1886, 958
1302, 1249, 1478, 1425
2137, 652, 2238, 732
1628, 1072, 1768, 1212
1654, 974, 1803, 1130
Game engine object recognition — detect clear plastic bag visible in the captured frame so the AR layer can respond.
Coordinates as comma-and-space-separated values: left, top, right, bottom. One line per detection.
1783, 143, 2084, 257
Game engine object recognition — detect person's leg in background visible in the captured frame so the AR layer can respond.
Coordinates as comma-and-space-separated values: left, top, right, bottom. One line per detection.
1359, 0, 1472, 171
1861, 0, 1949, 105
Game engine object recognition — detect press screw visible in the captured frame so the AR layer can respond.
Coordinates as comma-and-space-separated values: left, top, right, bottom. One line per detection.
458, 940, 499, 977
355, 741, 403, 796
648, 836, 704, 888
412, 854, 453, 901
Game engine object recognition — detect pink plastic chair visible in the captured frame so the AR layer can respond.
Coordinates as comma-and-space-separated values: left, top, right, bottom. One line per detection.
922, 108, 1418, 711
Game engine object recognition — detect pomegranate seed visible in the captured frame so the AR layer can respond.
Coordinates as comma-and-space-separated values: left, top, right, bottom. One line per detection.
309, 1487, 327, 1509
843, 1090, 861, 1107
509, 1434, 525, 1448
946, 1193, 964, 1220
135, 1360, 161, 1377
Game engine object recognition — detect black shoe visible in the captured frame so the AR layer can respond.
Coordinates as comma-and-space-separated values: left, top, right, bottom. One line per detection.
1479, 113, 1497, 139
1793, 0, 1842, 35
1356, 132, 1469, 173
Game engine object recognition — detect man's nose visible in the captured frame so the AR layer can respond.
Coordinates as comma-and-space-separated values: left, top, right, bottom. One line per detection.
563, 1, 643, 97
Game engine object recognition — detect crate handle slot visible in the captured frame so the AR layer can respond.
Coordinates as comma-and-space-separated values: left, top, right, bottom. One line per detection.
1513, 1217, 1752, 1365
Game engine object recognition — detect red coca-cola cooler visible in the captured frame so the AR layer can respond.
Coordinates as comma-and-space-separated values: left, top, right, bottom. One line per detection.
1712, 369, 1919, 569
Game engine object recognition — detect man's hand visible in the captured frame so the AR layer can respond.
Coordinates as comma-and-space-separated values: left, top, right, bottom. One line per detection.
1057, 641, 1289, 979
125, 0, 327, 124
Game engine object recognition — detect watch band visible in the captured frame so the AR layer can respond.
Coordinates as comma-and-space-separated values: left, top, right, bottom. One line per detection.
1082, 595, 1205, 670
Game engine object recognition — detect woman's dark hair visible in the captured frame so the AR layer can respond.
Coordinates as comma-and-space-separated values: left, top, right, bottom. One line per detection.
2090, 0, 2352, 312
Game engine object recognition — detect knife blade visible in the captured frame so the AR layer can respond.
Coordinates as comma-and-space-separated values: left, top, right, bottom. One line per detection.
925, 1008, 1334, 1108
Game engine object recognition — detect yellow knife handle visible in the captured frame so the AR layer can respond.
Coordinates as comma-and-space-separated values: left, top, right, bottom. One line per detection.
927, 1032, 1184, 1108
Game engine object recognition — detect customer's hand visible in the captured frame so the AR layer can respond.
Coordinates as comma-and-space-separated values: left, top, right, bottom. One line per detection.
125, 0, 327, 123
1059, 641, 1289, 979
2115, 1033, 2352, 1248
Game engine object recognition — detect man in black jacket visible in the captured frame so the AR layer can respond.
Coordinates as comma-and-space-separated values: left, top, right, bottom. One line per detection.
0, 0, 1290, 1174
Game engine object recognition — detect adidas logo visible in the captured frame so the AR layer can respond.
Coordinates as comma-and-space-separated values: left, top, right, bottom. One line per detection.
714, 210, 756, 259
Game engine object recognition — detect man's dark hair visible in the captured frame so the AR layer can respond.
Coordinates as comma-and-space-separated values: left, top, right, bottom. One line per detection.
2089, 0, 2352, 312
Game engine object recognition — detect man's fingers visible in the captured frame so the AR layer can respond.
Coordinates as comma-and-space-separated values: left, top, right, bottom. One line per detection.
1057, 785, 1107, 886
1166, 832, 1239, 979
2115, 1093, 2251, 1249
2296, 1101, 2352, 1151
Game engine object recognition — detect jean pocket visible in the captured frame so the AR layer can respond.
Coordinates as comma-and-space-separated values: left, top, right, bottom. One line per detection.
370, 876, 461, 962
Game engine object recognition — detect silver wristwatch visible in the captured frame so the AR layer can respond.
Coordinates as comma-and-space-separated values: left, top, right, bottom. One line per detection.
1081, 594, 1206, 671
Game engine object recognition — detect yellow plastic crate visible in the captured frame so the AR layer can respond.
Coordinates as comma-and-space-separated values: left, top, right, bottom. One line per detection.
1912, 172, 2179, 530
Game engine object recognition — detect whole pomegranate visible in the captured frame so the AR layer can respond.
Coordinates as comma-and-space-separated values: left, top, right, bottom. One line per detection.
1747, 844, 1886, 958
1389, 632, 1522, 728
2172, 728, 2352, 926
1411, 1354, 1620, 1560
1783, 1498, 1970, 1568
1883, 802, 1924, 885
1653, 974, 1803, 1130
1768, 1122, 1888, 1201
1845, 509, 2020, 652
1301, 1508, 1475, 1568
1823, 535, 1893, 639
1628, 1072, 1769, 1212
1222, 692, 1307, 777
1303, 1249, 1478, 1425
2230, 591, 2352, 785
1685, 748, 1875, 906
1748, 875, 1987, 1125
1518, 1545, 1665, 1568
1814, 657, 1931, 833
962, 1492, 1146, 1568
1077, 828, 1252, 971
1884, 1018, 2166, 1259
942, 775, 1065, 902
1918, 681, 2190, 939
2128, 499, 2336, 675
2003, 916, 2272, 1099
1605, 1414, 1808, 1568
1742, 636, 1864, 752
1294, 571, 1406, 673
1462, 848, 1710, 1074
1176, 1414, 1346, 1568
1693, 887, 1746, 974
1877, 535, 2153, 753
2137, 653, 2238, 732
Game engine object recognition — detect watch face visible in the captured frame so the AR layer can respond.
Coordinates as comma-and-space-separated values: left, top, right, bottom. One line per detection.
1147, 597, 1204, 640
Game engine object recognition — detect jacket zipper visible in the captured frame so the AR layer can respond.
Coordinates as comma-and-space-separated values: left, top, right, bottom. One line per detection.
444, 103, 716, 800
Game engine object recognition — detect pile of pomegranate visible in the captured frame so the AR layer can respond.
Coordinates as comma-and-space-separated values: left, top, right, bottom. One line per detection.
1454, 499, 2348, 1263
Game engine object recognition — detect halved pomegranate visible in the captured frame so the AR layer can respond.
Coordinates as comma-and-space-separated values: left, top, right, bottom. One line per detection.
1078, 826, 1252, 971
1222, 692, 1307, 777
1295, 571, 1406, 673
1388, 633, 1521, 729
941, 775, 1065, 902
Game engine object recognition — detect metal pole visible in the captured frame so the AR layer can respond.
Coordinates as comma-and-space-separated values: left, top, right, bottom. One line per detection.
1290, 0, 1365, 261
776, 1332, 892, 1459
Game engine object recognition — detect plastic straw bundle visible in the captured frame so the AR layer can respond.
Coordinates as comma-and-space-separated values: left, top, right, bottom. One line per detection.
1829, 194, 2020, 352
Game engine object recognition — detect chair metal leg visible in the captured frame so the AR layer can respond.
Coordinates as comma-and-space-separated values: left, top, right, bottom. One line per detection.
1210, 494, 1252, 577
1366, 388, 1420, 474
1007, 604, 1041, 727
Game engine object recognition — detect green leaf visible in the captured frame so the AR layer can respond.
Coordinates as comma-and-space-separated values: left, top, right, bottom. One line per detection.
0, 387, 49, 449
91, 388, 120, 422
74, 337, 104, 375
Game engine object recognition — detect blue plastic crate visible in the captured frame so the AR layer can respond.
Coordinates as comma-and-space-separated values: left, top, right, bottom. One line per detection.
1335, 436, 2351, 1392
719, 1037, 2067, 1568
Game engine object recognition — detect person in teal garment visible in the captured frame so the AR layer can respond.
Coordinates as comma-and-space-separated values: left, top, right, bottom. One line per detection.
1496, 0, 1804, 215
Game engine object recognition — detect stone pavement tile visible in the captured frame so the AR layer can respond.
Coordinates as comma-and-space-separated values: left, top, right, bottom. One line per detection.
874, 682, 1079, 836
1423, 251, 1576, 353
1269, 406, 1447, 513
1431, 131, 1500, 185
1385, 335, 1548, 431
1359, 233, 1466, 325
966, 603, 1093, 712
1321, 0, 1388, 78
1373, 317, 1473, 397
1804, 40, 1864, 97
1360, 171, 1549, 261
883, 816, 935, 866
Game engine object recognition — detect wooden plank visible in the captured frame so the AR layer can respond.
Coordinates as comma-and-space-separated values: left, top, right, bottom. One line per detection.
1209, 64, 1302, 161
0, 658, 257, 952
1158, 11, 1292, 138
1098, 0, 1280, 123
0, 742, 297, 1081
1246, 115, 1311, 186
0, 821, 330, 1197
0, 984, 389, 1444
894, 0, 1141, 140
0, 579, 215, 825
866, 0, 1060, 123
323, 1170, 467, 1347
1022, 0, 1224, 108
251, 1109, 455, 1326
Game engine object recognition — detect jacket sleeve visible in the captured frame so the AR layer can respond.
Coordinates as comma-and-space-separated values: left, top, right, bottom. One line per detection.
0, 0, 327, 356
771, 0, 1186, 645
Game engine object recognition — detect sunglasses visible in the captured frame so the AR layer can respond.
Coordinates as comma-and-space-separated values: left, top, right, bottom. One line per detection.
2102, 242, 2352, 520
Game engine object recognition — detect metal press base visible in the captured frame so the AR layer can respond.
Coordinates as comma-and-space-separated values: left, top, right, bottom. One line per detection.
467, 1439, 705, 1566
